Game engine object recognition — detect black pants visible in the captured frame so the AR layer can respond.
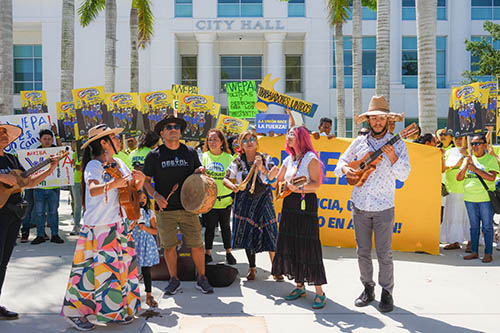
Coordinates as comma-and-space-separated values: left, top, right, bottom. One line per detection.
142, 266, 152, 293
0, 209, 22, 298
202, 206, 232, 250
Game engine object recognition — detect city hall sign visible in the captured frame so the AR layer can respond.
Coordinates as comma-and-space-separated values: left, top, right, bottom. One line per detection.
194, 19, 286, 31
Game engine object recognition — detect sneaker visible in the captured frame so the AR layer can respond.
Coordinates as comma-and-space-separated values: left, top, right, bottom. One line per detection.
164, 277, 181, 295
70, 227, 80, 236
20, 233, 29, 243
226, 252, 237, 265
205, 253, 213, 263
0, 305, 18, 320
31, 236, 45, 245
196, 275, 214, 294
65, 317, 95, 331
117, 316, 134, 325
50, 235, 64, 244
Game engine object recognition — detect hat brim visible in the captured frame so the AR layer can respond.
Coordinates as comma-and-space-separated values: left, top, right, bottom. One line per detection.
154, 117, 187, 135
0, 124, 23, 145
81, 128, 123, 149
355, 111, 404, 125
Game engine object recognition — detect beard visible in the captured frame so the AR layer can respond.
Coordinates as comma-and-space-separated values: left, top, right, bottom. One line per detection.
370, 124, 388, 136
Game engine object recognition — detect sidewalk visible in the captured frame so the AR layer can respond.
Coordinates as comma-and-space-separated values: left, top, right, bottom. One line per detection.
0, 191, 498, 333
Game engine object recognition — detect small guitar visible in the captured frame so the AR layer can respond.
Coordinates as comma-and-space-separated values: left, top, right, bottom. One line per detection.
275, 176, 307, 200
345, 123, 419, 187
0, 150, 69, 209
103, 161, 141, 220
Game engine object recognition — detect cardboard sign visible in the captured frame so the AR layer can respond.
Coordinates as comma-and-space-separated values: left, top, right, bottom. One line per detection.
20, 91, 48, 114
104, 93, 140, 135
226, 80, 258, 119
0, 113, 51, 153
216, 114, 249, 138
140, 90, 174, 133
256, 113, 289, 134
56, 102, 77, 141
177, 93, 216, 141
447, 82, 487, 137
17, 147, 74, 188
256, 74, 318, 117
72, 86, 106, 139
478, 81, 497, 128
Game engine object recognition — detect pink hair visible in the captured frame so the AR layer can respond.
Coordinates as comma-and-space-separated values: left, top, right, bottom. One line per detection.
285, 126, 323, 183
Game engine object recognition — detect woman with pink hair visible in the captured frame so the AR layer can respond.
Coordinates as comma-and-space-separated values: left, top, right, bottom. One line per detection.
271, 125, 327, 309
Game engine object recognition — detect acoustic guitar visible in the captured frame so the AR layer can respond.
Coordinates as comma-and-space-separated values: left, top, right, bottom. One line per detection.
275, 176, 307, 200
0, 150, 69, 209
102, 161, 141, 220
345, 123, 419, 187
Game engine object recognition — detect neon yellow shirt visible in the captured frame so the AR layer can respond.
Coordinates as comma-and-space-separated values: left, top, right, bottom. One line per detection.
462, 153, 500, 202
202, 151, 235, 209
73, 151, 82, 184
114, 151, 132, 170
129, 147, 151, 167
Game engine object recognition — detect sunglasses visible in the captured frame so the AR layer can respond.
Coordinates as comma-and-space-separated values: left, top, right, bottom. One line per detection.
471, 142, 485, 146
358, 131, 369, 136
165, 124, 181, 131
242, 137, 257, 145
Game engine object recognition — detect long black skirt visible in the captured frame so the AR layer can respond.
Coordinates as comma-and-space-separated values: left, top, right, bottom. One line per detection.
271, 192, 327, 286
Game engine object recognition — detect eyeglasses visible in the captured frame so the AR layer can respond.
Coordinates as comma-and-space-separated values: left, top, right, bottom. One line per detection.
165, 124, 181, 131
471, 142, 485, 147
242, 137, 256, 145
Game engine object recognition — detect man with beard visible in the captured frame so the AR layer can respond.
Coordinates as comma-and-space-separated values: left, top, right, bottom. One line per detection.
334, 96, 411, 313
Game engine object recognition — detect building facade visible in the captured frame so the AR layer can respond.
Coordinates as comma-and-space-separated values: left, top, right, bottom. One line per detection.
12, 0, 500, 136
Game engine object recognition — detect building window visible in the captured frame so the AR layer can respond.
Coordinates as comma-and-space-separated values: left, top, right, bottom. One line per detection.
181, 56, 197, 87
334, 118, 353, 138
14, 45, 42, 94
347, 2, 377, 20
285, 55, 302, 93
288, 0, 305, 17
402, 0, 446, 21
401, 36, 446, 89
332, 36, 376, 89
220, 56, 262, 92
471, 0, 500, 20
470, 36, 500, 81
175, 0, 192, 18
218, 0, 263, 17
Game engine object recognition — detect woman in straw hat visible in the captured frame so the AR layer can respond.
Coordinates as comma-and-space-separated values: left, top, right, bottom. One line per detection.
61, 125, 145, 331
0, 124, 60, 320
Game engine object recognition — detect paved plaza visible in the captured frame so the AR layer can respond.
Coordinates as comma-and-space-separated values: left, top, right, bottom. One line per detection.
0, 191, 499, 333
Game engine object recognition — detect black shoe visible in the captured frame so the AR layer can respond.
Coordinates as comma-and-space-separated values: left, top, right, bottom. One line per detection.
354, 284, 375, 307
205, 253, 213, 263
164, 277, 181, 295
226, 252, 237, 265
43, 233, 49, 241
51, 235, 64, 244
0, 305, 18, 320
20, 233, 29, 243
379, 289, 394, 313
31, 236, 45, 245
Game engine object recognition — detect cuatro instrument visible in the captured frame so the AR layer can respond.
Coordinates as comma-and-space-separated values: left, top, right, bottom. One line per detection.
345, 123, 419, 187
102, 161, 141, 220
181, 174, 217, 214
0, 150, 69, 209
275, 176, 307, 200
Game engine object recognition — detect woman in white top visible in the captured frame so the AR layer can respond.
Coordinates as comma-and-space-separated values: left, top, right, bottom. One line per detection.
61, 125, 145, 331
271, 125, 328, 309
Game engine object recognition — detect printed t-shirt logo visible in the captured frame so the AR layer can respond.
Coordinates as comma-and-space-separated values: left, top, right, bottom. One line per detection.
207, 161, 225, 180
161, 157, 189, 168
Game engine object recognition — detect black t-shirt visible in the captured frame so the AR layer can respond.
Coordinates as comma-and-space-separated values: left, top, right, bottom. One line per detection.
0, 153, 25, 207
143, 143, 201, 211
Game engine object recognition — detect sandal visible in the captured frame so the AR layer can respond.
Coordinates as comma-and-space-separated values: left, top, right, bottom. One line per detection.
285, 287, 306, 300
272, 275, 284, 282
146, 295, 158, 308
312, 293, 327, 309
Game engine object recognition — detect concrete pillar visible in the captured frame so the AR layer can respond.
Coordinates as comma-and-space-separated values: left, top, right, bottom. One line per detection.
449, 0, 471, 86
196, 32, 216, 97
265, 32, 286, 114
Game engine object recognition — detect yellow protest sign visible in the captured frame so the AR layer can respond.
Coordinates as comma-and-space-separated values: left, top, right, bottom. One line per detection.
72, 86, 106, 138
104, 92, 140, 135
20, 90, 47, 114
216, 114, 249, 138
178, 94, 215, 141
172, 84, 199, 111
259, 136, 441, 255
139, 90, 173, 132
56, 102, 77, 141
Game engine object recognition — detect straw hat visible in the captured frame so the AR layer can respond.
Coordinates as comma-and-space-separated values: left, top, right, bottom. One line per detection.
0, 124, 23, 145
355, 96, 404, 125
81, 124, 123, 149
154, 114, 187, 135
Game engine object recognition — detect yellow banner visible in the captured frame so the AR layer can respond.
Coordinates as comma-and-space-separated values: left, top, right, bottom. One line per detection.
259, 136, 441, 255
56, 102, 77, 141
216, 114, 249, 138
20, 90, 47, 114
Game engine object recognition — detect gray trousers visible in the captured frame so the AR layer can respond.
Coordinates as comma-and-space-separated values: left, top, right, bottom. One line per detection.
353, 206, 395, 294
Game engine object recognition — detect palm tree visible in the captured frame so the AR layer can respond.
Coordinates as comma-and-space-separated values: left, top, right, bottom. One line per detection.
351, 0, 362, 137
416, 0, 437, 133
60, 0, 75, 103
328, 0, 350, 137
375, 0, 390, 103
0, 0, 13, 114
130, 0, 154, 93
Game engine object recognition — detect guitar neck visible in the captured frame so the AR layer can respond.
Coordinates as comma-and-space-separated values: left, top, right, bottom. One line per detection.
364, 134, 401, 165
21, 158, 52, 178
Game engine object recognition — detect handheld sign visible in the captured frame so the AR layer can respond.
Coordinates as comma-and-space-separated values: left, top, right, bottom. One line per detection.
256, 113, 289, 134
226, 80, 258, 119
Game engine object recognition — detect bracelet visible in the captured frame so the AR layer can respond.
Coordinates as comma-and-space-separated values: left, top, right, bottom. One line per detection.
265, 175, 276, 184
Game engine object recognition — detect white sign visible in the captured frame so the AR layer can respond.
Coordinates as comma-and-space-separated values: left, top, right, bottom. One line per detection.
17, 147, 74, 188
0, 113, 52, 153
194, 19, 286, 31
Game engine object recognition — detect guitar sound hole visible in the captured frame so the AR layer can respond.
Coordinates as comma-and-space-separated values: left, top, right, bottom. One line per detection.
359, 162, 365, 170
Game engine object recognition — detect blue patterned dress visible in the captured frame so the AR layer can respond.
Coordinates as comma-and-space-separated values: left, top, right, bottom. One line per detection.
132, 208, 160, 267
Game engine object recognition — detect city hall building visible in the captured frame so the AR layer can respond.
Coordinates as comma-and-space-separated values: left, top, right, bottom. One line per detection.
12, 0, 500, 136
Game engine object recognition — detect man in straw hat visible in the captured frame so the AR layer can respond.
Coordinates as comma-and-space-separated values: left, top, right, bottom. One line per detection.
334, 96, 411, 313
0, 124, 61, 320
143, 114, 214, 295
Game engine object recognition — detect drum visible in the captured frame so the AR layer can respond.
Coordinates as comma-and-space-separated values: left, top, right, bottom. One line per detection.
181, 174, 218, 214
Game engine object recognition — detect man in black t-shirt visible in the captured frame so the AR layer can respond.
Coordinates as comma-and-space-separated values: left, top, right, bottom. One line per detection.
143, 115, 213, 295
0, 124, 59, 320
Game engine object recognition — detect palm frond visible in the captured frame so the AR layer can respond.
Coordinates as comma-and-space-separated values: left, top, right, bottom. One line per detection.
327, 0, 351, 26
78, 0, 106, 27
134, 0, 154, 48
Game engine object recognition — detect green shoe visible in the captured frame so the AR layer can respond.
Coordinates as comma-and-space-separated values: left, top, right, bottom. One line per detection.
312, 293, 327, 309
285, 287, 306, 300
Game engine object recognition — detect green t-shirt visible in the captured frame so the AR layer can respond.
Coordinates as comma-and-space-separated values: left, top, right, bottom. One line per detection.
444, 148, 464, 194
202, 151, 234, 209
462, 153, 500, 202
73, 151, 82, 184
114, 151, 132, 170
441, 144, 452, 185
129, 147, 151, 167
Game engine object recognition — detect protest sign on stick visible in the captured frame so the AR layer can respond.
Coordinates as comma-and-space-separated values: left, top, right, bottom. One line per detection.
447, 82, 487, 137
177, 93, 216, 141
172, 84, 199, 111
256, 113, 289, 134
140, 91, 174, 133
104, 93, 140, 135
72, 86, 106, 139
226, 80, 258, 119
56, 102, 77, 141
0, 113, 51, 153
20, 91, 48, 114
216, 114, 249, 138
